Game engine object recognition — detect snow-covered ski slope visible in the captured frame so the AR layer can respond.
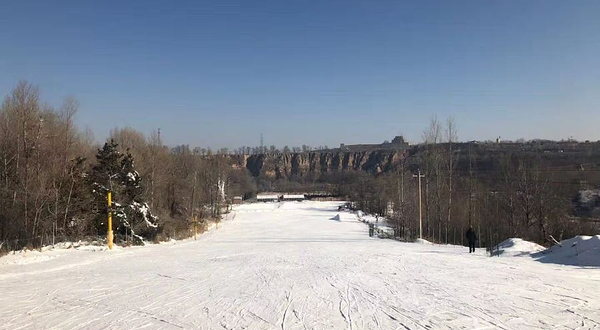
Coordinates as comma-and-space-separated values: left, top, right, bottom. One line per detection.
1, 201, 599, 330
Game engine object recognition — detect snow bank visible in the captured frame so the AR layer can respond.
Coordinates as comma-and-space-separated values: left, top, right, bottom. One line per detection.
533, 235, 600, 267
75, 245, 109, 252
0, 241, 113, 266
415, 238, 432, 244
0, 250, 57, 265
495, 238, 546, 257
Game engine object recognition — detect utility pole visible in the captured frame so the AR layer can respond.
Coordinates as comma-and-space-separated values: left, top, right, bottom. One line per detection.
260, 133, 264, 153
413, 169, 425, 239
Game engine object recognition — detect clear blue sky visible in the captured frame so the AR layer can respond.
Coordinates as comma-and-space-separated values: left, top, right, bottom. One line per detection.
1, 0, 599, 148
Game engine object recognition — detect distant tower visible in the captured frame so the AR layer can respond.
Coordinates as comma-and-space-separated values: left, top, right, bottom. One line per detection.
260, 133, 264, 152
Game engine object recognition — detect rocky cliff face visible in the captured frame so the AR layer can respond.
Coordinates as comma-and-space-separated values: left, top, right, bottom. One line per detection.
229, 150, 408, 179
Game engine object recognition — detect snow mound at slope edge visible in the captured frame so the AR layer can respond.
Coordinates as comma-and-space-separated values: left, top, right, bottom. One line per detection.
495, 238, 546, 257
415, 238, 433, 244
533, 235, 600, 267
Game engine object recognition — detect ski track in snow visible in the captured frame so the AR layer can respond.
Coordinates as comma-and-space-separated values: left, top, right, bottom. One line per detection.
1, 201, 599, 330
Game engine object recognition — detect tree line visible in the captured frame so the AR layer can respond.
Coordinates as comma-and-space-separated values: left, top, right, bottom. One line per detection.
1, 81, 597, 252
0, 81, 255, 251
345, 116, 599, 249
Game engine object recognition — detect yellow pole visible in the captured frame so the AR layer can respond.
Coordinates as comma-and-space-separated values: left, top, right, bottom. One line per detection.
418, 169, 422, 239
107, 191, 113, 250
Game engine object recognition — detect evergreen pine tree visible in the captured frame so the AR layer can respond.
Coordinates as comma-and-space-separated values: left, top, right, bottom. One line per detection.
88, 141, 159, 243
88, 140, 124, 234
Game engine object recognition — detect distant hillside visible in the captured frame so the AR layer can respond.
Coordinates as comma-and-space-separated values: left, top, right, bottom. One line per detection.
229, 150, 407, 179
227, 140, 600, 182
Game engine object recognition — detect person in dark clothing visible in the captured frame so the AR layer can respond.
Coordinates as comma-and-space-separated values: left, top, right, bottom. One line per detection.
368, 223, 375, 237
466, 226, 477, 253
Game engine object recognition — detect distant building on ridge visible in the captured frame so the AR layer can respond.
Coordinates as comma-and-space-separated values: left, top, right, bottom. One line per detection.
339, 136, 409, 152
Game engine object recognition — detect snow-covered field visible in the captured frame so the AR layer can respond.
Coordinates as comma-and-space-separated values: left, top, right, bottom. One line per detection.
1, 201, 599, 330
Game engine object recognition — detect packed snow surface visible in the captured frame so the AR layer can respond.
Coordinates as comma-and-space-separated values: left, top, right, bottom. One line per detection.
495, 238, 547, 257
1, 201, 599, 329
